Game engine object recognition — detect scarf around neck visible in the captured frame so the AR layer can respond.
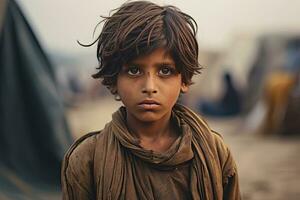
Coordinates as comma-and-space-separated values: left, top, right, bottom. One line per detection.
94, 104, 223, 199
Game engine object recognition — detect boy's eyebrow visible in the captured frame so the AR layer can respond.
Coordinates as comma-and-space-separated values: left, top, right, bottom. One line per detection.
126, 60, 176, 67
155, 62, 176, 68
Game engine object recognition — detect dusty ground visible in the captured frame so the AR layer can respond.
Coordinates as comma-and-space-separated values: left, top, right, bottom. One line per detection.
66, 97, 300, 200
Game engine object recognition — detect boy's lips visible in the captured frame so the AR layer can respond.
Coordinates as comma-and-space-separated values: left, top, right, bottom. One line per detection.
138, 99, 160, 109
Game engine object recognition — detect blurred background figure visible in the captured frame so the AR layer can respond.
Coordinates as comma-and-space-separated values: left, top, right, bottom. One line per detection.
241, 36, 300, 136
260, 38, 300, 135
281, 70, 300, 135
199, 71, 242, 117
0, 0, 72, 198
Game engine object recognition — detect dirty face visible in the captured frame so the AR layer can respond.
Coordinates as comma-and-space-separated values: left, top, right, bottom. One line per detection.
116, 48, 188, 123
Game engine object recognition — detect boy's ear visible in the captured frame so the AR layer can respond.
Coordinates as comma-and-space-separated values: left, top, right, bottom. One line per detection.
181, 83, 189, 93
110, 85, 118, 95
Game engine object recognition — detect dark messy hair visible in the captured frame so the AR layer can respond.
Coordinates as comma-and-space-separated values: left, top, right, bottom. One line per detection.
85, 0, 201, 94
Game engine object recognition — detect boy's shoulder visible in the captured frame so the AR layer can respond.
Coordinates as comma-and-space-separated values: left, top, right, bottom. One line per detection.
192, 113, 234, 168
210, 130, 230, 156
209, 129, 237, 180
61, 131, 104, 196
63, 130, 104, 166
196, 113, 228, 151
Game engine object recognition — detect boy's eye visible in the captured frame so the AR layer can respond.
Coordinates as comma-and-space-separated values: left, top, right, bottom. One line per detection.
158, 66, 174, 76
127, 66, 141, 75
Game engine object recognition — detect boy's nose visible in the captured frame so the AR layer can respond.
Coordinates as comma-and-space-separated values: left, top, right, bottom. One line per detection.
142, 73, 158, 94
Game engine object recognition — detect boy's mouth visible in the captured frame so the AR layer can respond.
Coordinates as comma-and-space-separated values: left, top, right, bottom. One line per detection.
138, 99, 160, 109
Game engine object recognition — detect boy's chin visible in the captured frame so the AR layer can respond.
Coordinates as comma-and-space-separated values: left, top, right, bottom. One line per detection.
131, 112, 169, 123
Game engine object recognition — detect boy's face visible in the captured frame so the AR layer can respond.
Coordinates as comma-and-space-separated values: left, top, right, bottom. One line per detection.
116, 47, 188, 123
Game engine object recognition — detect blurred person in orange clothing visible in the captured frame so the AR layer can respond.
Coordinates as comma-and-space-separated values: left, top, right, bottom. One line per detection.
261, 39, 300, 135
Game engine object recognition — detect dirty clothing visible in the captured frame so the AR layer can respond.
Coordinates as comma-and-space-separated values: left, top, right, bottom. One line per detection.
61, 104, 241, 200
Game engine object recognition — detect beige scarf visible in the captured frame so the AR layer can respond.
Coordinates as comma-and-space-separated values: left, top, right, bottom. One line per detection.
93, 104, 224, 199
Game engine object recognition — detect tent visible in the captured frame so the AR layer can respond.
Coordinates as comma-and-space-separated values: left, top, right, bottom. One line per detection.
0, 0, 73, 198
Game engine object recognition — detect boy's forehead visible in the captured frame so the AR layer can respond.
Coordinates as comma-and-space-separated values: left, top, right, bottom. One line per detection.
130, 48, 174, 63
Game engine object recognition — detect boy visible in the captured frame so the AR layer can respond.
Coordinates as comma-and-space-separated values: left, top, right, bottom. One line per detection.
61, 1, 241, 199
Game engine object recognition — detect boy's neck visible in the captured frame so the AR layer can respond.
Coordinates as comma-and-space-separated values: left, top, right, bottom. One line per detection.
126, 112, 179, 152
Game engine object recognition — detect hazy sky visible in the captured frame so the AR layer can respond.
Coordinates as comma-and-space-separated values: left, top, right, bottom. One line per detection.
17, 0, 300, 54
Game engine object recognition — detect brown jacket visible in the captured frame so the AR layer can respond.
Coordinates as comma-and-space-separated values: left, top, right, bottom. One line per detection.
62, 104, 241, 199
